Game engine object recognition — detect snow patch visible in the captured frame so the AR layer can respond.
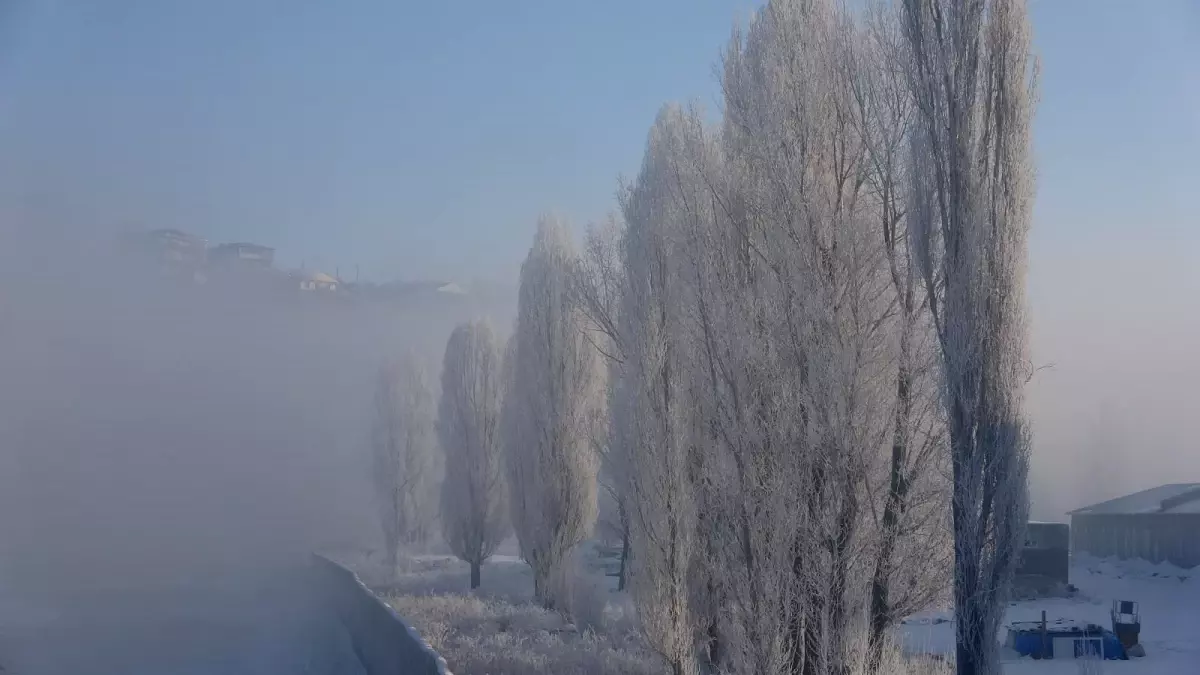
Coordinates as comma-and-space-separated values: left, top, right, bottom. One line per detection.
899, 556, 1200, 673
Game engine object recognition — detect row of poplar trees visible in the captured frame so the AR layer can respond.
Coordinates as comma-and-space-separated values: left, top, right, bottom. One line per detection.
370, 219, 605, 609
373, 1, 1036, 674
583, 1, 1036, 674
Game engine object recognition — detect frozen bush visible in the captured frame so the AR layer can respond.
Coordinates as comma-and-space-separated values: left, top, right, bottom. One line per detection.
844, 624, 954, 675
388, 593, 664, 675
562, 560, 609, 633
374, 551, 665, 675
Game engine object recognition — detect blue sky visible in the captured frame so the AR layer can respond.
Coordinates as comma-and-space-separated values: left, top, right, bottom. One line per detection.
0, 0, 1196, 285
0, 0, 758, 281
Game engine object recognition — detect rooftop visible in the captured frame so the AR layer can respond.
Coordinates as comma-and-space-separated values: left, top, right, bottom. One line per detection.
1069, 483, 1200, 516
147, 228, 204, 241
212, 242, 274, 252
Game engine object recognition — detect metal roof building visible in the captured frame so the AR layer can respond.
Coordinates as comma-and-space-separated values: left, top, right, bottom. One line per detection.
1069, 483, 1200, 568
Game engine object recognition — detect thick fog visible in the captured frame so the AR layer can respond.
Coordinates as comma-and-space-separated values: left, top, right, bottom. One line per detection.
1027, 240, 1200, 520
0, 218, 514, 594
3, 220, 1197, 596
0, 0, 1195, 604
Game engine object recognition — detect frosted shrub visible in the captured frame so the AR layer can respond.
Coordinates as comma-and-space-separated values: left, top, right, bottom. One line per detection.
388, 593, 663, 675
563, 561, 610, 633
376, 553, 663, 675
837, 621, 954, 675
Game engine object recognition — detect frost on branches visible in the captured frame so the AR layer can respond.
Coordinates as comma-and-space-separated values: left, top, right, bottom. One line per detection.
504, 216, 603, 610
502, 1, 1035, 673
371, 356, 439, 577
599, 1, 1033, 673
438, 320, 510, 589
901, 1, 1036, 673
614, 105, 708, 675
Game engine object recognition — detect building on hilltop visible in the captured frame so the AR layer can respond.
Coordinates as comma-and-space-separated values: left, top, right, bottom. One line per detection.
204, 242, 283, 298
1069, 483, 1200, 568
121, 228, 208, 283
143, 229, 207, 264
209, 242, 275, 268
295, 270, 339, 292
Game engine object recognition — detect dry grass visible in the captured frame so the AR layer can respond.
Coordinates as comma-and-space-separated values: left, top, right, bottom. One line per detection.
341, 544, 951, 675
847, 633, 955, 675
345, 545, 662, 675
388, 592, 662, 675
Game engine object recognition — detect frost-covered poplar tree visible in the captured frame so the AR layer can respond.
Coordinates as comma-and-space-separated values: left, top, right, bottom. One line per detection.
900, 1, 1036, 673
574, 216, 635, 593
615, 104, 713, 675
843, 5, 953, 665
438, 320, 509, 589
504, 215, 602, 610
699, 2, 956, 672
603, 2, 1033, 674
718, 2, 898, 671
371, 356, 438, 575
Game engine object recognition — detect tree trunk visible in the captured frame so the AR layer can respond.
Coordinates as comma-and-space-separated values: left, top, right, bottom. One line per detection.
618, 526, 631, 592
542, 563, 565, 611
802, 588, 825, 675
470, 561, 481, 589
869, 353, 912, 671
788, 549, 808, 675
868, 535, 897, 670
951, 400, 996, 675
385, 539, 399, 582
799, 462, 828, 675
704, 576, 722, 671
954, 572, 983, 675
829, 502, 855, 675
533, 564, 560, 610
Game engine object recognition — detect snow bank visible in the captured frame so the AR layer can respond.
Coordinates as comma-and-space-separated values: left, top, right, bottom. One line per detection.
1071, 553, 1195, 584
899, 556, 1200, 673
313, 554, 453, 675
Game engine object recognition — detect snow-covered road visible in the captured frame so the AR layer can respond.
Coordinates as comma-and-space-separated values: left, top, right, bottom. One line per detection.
0, 567, 367, 675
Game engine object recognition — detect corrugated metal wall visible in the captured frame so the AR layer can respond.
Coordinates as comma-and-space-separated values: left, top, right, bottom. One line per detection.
1017, 548, 1070, 583
1071, 514, 1200, 569
1016, 523, 1070, 583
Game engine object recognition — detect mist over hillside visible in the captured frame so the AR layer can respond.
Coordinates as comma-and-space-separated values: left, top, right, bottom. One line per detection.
0, 220, 516, 592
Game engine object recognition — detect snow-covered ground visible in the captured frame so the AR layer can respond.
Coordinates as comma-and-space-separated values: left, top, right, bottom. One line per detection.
900, 555, 1199, 674
349, 541, 949, 675
337, 542, 665, 675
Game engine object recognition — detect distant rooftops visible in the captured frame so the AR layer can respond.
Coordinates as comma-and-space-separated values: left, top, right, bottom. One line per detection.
307, 271, 338, 284
1069, 483, 1200, 516
209, 242, 275, 266
123, 230, 475, 300
147, 228, 205, 242
211, 242, 274, 253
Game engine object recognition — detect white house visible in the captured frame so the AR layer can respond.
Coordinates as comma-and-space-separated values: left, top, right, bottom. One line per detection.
297, 271, 339, 292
